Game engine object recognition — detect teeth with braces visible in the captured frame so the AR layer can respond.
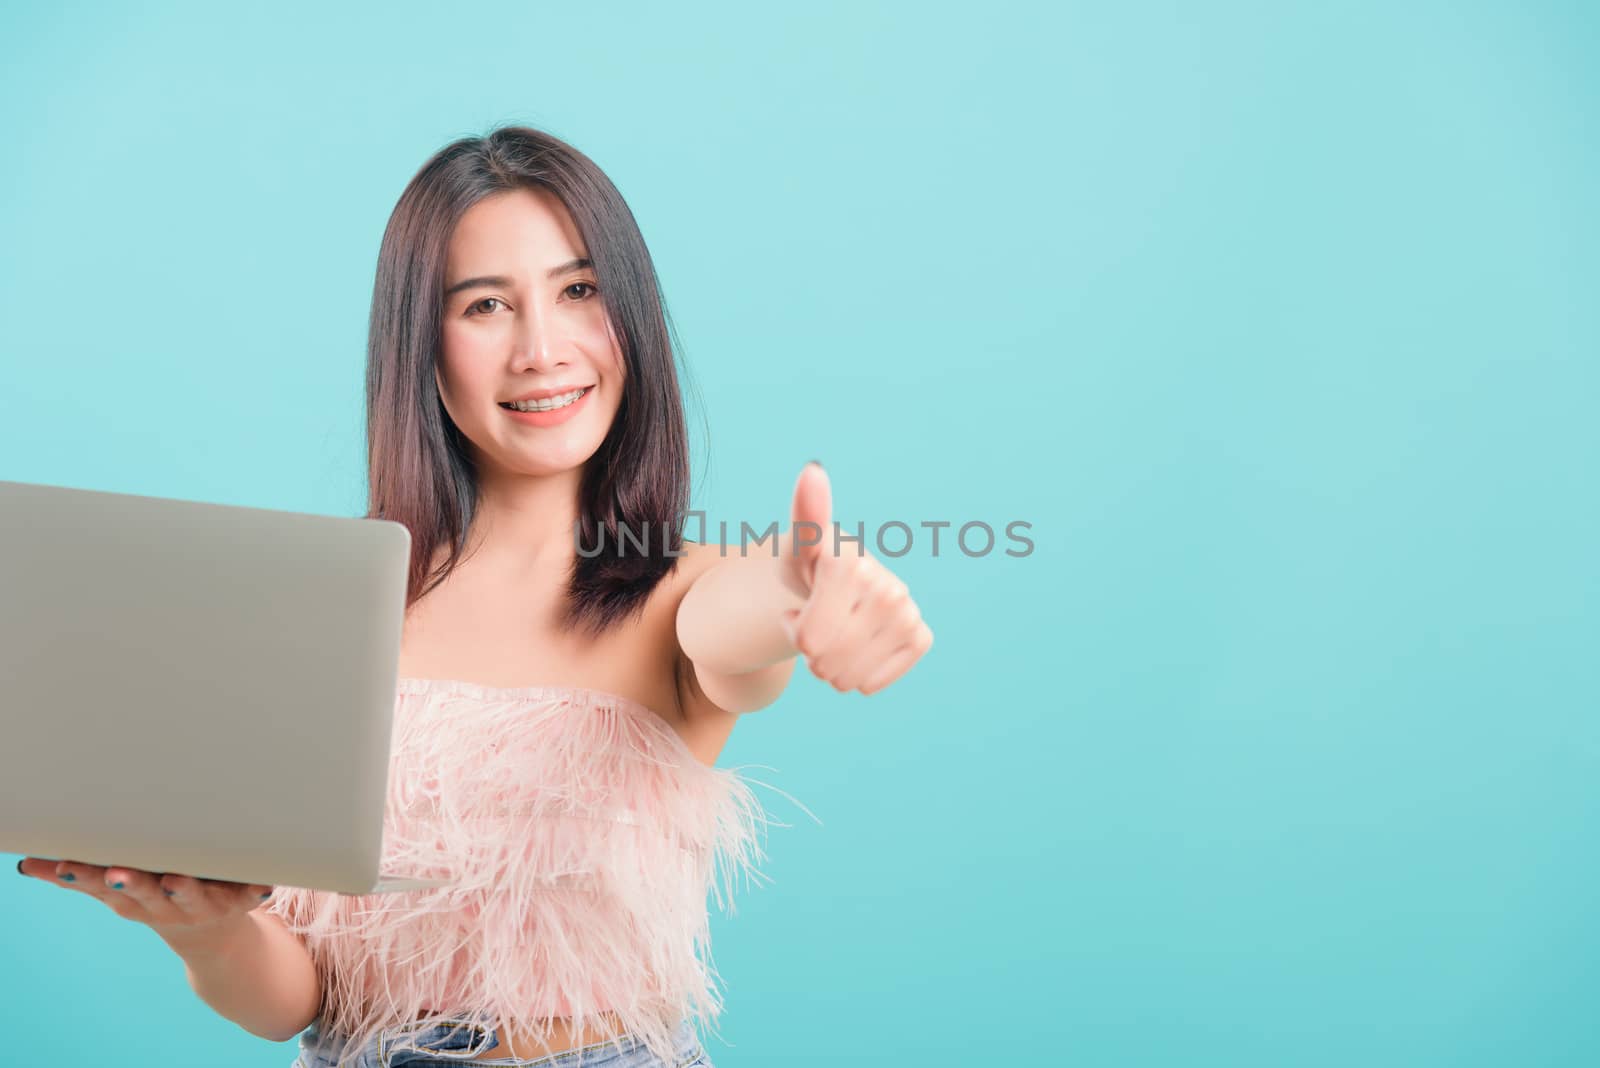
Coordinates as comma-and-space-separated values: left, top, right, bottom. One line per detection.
502, 387, 589, 412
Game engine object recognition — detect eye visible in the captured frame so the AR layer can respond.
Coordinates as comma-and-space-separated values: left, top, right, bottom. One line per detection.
465, 297, 505, 317
564, 281, 598, 301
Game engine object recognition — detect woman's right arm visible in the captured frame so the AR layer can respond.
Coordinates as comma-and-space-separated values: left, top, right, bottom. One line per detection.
158, 906, 322, 1043
18, 857, 321, 1044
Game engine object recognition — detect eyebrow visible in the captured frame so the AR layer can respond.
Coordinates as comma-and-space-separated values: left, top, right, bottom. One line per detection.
444, 257, 593, 298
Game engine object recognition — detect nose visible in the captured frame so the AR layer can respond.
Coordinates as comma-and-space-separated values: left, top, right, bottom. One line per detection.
511, 303, 568, 373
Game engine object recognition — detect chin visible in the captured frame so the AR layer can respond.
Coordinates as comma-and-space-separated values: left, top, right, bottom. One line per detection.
517, 447, 606, 476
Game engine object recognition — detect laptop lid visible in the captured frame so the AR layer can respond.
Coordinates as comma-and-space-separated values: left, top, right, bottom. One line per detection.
0, 478, 449, 895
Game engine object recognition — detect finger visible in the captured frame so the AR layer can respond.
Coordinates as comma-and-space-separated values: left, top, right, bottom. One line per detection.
831, 605, 925, 692
785, 462, 831, 592
116, 870, 269, 922
51, 859, 111, 896
159, 873, 215, 918
50, 860, 156, 921
859, 623, 934, 695
199, 877, 273, 913
230, 879, 275, 907
791, 549, 867, 661
16, 856, 66, 883
102, 866, 168, 921
808, 581, 903, 686
197, 878, 253, 916
15, 857, 74, 884
108, 866, 205, 916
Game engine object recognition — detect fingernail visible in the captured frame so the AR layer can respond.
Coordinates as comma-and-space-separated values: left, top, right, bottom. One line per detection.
164, 889, 175, 897
15, 859, 24, 875
111, 882, 125, 890
59, 873, 75, 882
809, 458, 823, 470
261, 892, 273, 899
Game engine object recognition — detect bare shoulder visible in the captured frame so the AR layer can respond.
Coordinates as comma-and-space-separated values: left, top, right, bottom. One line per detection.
674, 538, 730, 585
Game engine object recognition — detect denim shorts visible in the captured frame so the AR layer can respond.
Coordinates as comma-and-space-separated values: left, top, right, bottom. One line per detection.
292, 1014, 714, 1068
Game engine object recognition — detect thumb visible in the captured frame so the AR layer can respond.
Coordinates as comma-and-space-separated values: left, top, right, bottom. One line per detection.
786, 460, 831, 588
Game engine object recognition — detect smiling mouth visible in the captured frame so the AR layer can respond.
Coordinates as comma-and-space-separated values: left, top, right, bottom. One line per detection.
498, 386, 593, 412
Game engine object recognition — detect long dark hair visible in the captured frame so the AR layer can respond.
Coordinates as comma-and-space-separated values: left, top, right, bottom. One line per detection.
363, 124, 700, 638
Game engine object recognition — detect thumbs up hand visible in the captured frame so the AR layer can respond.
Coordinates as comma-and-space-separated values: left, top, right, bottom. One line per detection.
777, 462, 933, 696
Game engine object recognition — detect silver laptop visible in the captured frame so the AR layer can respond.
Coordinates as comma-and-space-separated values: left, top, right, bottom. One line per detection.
0, 478, 458, 895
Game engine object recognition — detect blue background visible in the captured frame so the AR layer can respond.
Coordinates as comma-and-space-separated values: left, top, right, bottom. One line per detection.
2, 2, 1596, 1065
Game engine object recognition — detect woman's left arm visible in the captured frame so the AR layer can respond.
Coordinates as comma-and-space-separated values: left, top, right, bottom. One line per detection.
675, 462, 934, 715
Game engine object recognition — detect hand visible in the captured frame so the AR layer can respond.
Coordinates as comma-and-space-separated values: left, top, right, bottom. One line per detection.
15, 856, 275, 939
778, 461, 933, 695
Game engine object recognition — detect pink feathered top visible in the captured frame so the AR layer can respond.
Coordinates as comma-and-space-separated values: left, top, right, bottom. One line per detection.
262, 676, 774, 1067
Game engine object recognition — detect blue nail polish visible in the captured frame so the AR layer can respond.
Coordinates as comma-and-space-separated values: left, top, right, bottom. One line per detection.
260, 892, 272, 899
60, 873, 75, 882
111, 882, 124, 890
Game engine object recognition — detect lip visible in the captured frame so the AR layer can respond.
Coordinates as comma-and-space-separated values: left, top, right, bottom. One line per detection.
499, 385, 593, 427
502, 384, 594, 402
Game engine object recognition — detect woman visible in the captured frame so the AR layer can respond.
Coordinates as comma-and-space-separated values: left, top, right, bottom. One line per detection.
17, 124, 932, 1067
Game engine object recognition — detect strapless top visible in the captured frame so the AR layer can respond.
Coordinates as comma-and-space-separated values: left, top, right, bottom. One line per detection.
262, 676, 780, 1067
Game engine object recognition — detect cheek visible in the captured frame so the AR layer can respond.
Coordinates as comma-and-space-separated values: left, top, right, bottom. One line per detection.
602, 342, 628, 393
440, 323, 488, 367
438, 333, 498, 389
594, 315, 628, 377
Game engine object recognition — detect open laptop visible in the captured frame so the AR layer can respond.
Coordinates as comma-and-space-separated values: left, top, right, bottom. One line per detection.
0, 478, 459, 895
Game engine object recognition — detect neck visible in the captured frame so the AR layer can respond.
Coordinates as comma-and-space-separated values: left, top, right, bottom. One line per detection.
464, 466, 584, 577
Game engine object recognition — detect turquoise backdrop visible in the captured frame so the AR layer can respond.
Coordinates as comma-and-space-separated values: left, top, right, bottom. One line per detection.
1, 2, 1595, 1065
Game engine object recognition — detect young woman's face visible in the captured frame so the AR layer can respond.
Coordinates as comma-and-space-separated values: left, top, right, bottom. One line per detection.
435, 186, 625, 476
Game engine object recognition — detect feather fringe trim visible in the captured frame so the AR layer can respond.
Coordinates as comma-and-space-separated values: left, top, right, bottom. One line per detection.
263, 679, 797, 1068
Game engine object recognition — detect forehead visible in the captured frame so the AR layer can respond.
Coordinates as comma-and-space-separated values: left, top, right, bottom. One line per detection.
446, 186, 586, 273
